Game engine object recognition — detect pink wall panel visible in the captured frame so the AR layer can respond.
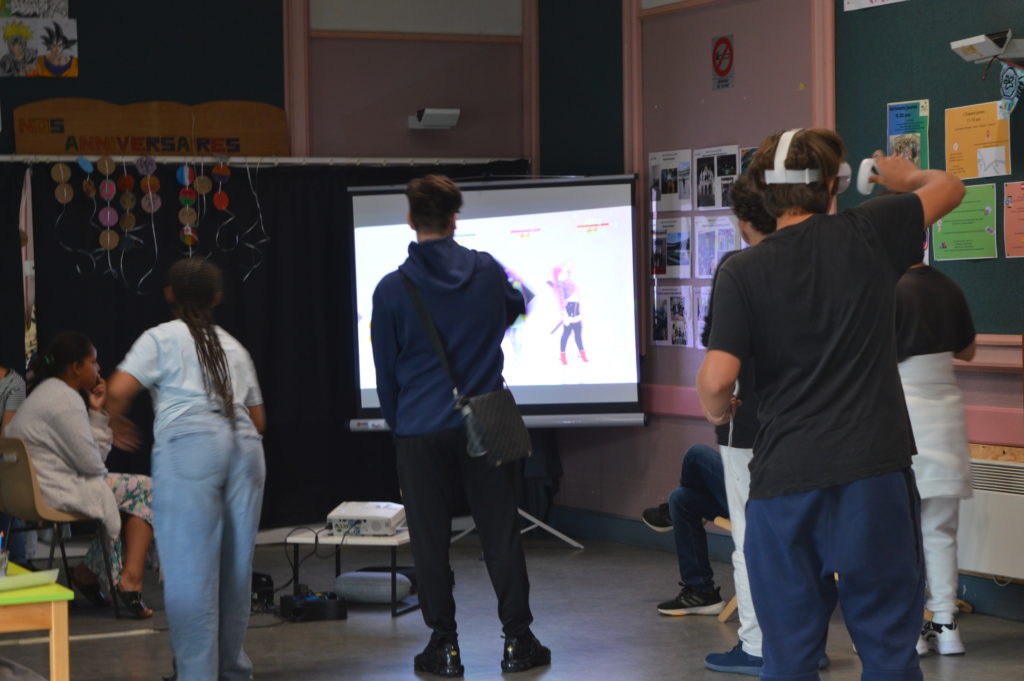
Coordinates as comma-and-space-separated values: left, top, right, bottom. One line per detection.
309, 38, 523, 158
557, 0, 818, 518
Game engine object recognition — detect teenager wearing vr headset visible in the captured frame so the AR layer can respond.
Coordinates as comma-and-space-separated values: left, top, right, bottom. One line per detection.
697, 128, 964, 681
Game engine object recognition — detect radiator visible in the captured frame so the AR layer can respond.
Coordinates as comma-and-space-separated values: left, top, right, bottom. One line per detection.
956, 459, 1024, 581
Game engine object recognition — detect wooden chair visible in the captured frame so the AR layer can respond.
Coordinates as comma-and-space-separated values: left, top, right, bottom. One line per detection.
711, 516, 739, 623
0, 437, 121, 618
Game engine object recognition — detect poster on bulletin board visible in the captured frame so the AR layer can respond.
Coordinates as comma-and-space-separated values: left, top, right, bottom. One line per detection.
1003, 181, 1024, 258
887, 100, 929, 169
944, 102, 1011, 180
933, 184, 998, 261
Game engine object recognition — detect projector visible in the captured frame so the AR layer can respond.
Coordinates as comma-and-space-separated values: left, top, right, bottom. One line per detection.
327, 501, 405, 537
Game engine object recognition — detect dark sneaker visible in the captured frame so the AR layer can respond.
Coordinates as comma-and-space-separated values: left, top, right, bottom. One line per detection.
641, 503, 673, 532
414, 635, 464, 678
657, 584, 724, 615
501, 630, 551, 673
705, 644, 829, 675
704, 642, 763, 676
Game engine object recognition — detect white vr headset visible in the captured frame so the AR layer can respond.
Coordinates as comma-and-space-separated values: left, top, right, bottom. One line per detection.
762, 128, 854, 194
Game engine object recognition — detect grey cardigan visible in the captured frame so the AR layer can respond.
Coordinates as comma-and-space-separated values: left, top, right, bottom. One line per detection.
6, 378, 119, 538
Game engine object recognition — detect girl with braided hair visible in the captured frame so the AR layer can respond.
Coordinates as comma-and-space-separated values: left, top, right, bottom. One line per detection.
107, 258, 265, 681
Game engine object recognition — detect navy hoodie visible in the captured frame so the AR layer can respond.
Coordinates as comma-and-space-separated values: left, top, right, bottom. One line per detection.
371, 237, 525, 436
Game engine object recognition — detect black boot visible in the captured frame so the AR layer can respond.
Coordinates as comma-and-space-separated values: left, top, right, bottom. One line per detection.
501, 630, 551, 673
414, 634, 464, 678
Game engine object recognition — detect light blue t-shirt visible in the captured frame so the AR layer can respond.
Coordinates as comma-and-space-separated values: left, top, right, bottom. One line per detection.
119, 320, 263, 436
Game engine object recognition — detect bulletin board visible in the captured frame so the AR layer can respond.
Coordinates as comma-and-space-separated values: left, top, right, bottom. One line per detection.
836, 0, 1024, 333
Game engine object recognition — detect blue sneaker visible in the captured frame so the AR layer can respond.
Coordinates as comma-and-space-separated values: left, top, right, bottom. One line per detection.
704, 643, 762, 676
705, 644, 830, 676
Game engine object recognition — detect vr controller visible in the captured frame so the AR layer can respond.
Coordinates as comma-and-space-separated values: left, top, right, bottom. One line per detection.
857, 158, 878, 196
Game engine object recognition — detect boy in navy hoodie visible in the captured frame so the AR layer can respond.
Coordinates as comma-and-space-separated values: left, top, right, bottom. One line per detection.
371, 175, 549, 678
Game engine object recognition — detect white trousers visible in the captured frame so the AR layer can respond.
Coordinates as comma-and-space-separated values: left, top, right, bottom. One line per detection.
920, 496, 960, 624
720, 445, 762, 657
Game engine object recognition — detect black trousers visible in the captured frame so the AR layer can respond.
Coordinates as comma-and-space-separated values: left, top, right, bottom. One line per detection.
395, 426, 533, 638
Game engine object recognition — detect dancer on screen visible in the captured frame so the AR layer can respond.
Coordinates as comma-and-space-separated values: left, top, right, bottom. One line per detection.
550, 262, 587, 365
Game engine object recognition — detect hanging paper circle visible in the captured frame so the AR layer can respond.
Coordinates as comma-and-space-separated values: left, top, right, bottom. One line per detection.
82, 178, 97, 198
99, 179, 116, 201
54, 183, 74, 204
51, 163, 72, 183
135, 156, 157, 176
141, 193, 162, 213
212, 190, 229, 211
77, 157, 94, 174
193, 175, 213, 195
97, 156, 116, 176
119, 212, 137, 231
176, 165, 196, 186
211, 164, 231, 184
140, 175, 161, 194
119, 192, 137, 211
98, 229, 120, 250
178, 206, 198, 225
116, 174, 135, 192
179, 225, 199, 246
178, 187, 197, 207
99, 206, 119, 227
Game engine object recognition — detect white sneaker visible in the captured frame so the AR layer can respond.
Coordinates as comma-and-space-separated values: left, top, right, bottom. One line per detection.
919, 619, 966, 655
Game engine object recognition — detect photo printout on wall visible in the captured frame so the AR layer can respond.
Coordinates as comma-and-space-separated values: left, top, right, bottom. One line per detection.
648, 149, 693, 212
695, 145, 738, 210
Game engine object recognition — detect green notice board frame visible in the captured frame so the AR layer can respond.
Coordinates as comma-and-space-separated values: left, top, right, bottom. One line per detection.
836, 0, 1023, 333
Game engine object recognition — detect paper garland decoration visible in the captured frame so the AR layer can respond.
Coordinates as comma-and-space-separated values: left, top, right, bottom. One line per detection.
45, 155, 270, 284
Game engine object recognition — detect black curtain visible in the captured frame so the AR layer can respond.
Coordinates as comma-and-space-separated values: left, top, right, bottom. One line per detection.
0, 164, 27, 374
23, 159, 529, 526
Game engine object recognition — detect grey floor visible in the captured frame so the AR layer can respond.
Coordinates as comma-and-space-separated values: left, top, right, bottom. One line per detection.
2, 532, 1023, 680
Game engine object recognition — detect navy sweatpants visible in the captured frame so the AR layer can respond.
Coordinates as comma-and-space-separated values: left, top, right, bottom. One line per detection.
745, 469, 925, 681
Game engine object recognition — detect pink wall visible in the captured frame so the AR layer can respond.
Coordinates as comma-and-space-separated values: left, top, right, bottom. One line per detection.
309, 37, 523, 158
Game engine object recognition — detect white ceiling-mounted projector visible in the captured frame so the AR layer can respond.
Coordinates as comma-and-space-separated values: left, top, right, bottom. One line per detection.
328, 501, 405, 536
408, 107, 461, 130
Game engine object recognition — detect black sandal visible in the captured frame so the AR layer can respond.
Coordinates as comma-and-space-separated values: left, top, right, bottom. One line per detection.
115, 586, 153, 619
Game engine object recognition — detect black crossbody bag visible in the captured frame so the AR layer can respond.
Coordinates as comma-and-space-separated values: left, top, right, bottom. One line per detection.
400, 272, 532, 466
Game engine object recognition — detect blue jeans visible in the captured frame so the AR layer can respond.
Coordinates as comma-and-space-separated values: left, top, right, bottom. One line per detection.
0, 513, 31, 565
668, 444, 728, 591
152, 406, 265, 681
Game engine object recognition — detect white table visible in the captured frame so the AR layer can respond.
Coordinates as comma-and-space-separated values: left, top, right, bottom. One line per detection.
285, 528, 419, 616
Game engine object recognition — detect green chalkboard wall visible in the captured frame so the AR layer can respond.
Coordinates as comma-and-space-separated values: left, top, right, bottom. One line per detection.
0, 0, 284, 154
836, 0, 1023, 333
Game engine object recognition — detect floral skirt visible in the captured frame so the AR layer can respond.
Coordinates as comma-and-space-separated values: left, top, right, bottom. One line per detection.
84, 473, 154, 588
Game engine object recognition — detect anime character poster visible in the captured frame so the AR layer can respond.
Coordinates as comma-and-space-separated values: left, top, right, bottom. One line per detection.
0, 17, 77, 77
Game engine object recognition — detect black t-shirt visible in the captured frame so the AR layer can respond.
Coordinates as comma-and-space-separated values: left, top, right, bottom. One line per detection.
894, 266, 975, 362
703, 250, 760, 449
708, 193, 924, 499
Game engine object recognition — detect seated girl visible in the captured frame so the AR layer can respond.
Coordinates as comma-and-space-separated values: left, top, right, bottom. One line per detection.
6, 332, 154, 618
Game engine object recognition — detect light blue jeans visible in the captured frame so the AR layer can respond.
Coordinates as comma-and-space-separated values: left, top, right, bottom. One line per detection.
152, 406, 265, 681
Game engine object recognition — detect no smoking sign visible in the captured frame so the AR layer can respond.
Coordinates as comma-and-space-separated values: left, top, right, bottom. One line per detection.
712, 35, 734, 90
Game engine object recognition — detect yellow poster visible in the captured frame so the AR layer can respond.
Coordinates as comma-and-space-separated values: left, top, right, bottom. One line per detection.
944, 101, 1011, 180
